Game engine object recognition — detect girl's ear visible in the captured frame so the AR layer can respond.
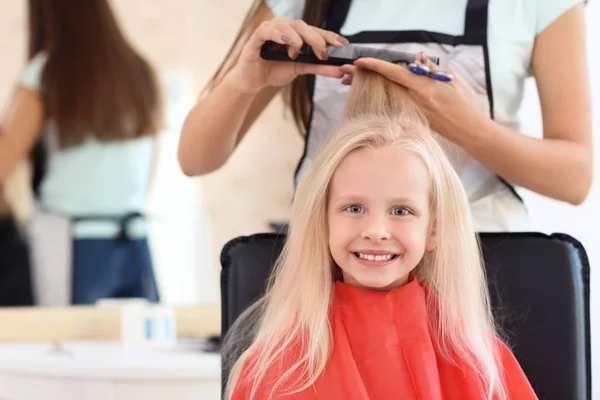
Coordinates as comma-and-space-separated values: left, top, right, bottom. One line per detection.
425, 217, 437, 252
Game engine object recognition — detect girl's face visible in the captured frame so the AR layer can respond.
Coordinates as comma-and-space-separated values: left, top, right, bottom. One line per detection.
327, 146, 436, 291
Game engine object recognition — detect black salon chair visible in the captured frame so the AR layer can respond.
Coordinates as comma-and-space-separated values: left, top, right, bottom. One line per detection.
220, 232, 591, 400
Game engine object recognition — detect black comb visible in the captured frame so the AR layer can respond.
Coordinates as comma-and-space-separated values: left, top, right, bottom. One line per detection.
260, 41, 440, 66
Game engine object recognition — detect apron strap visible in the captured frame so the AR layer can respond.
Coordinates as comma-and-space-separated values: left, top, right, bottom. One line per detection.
324, 0, 352, 33
30, 139, 47, 199
72, 211, 144, 242
465, 0, 494, 119
464, 0, 490, 38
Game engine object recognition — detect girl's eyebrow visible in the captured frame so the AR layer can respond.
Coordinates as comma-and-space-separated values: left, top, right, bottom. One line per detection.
331, 193, 366, 201
332, 193, 421, 206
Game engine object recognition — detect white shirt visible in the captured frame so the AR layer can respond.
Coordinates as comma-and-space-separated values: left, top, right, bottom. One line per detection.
20, 52, 153, 239
265, 0, 582, 232
266, 0, 582, 134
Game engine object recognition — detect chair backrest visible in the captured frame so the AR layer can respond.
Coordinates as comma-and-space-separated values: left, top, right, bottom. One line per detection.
220, 232, 591, 400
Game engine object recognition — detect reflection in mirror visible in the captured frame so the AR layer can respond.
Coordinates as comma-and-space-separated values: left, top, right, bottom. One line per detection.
1, 0, 298, 313
0, 0, 225, 310
1, 0, 178, 308
0, 2, 302, 397
0, 1, 254, 398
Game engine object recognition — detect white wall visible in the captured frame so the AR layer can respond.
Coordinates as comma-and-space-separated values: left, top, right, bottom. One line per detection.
146, 70, 219, 306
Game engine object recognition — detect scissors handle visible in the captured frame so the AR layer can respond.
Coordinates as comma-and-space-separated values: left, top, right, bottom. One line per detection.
430, 71, 454, 82
408, 62, 454, 82
408, 63, 430, 76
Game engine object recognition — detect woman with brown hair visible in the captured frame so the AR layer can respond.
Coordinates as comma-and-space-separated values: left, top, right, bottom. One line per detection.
0, 0, 162, 305
178, 0, 592, 232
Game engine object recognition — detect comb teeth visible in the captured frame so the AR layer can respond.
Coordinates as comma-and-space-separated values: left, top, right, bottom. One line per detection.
356, 47, 417, 63
325, 44, 439, 65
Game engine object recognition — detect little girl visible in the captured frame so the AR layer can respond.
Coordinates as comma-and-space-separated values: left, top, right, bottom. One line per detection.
223, 67, 538, 399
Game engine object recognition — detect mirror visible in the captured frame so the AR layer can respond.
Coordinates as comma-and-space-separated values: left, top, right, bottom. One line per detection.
0, 0, 298, 311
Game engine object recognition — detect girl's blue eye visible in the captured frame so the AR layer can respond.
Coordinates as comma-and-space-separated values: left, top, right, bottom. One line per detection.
345, 205, 364, 214
392, 207, 410, 216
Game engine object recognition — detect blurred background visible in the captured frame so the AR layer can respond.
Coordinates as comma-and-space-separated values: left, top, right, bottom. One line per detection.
0, 0, 598, 399
0, 0, 304, 307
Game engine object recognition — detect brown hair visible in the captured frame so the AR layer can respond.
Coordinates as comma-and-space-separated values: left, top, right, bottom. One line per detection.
206, 0, 332, 134
28, 0, 162, 148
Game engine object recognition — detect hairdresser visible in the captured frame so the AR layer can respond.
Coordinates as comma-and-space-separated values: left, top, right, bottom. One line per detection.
0, 0, 162, 305
178, 0, 592, 232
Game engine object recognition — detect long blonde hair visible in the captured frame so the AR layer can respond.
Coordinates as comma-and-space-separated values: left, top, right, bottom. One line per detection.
223, 68, 507, 400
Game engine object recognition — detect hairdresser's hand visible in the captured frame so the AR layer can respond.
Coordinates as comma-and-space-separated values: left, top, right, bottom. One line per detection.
226, 17, 348, 93
349, 53, 486, 143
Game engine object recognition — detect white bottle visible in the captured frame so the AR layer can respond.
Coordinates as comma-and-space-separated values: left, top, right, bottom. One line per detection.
149, 306, 177, 349
120, 301, 152, 347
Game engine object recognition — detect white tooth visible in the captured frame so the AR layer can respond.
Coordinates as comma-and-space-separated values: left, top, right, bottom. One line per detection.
357, 253, 394, 261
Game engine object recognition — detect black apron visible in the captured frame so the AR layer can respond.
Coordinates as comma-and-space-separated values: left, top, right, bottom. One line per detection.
28, 205, 147, 306
27, 126, 150, 305
294, 0, 529, 232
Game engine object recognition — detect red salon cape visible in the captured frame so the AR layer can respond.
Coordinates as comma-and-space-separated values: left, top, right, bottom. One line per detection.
232, 277, 538, 399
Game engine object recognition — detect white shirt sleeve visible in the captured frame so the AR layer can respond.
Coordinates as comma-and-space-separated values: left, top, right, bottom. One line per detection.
536, 0, 584, 35
264, 0, 304, 19
20, 52, 48, 92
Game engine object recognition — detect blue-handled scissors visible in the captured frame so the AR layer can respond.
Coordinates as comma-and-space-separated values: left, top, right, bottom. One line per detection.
408, 62, 454, 82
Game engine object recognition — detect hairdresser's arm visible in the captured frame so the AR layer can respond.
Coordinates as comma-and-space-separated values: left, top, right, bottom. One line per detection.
178, 77, 280, 176
461, 4, 592, 205
0, 88, 45, 185
355, 4, 592, 205
179, 1, 346, 176
178, 2, 278, 176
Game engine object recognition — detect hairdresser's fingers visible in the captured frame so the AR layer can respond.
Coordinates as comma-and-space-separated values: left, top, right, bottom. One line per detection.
247, 20, 290, 55
353, 57, 423, 90
416, 52, 454, 75
416, 53, 460, 86
285, 20, 329, 60
415, 52, 478, 102
272, 21, 309, 59
271, 20, 347, 61
312, 26, 350, 47
341, 74, 353, 85
286, 20, 350, 60
340, 64, 357, 76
